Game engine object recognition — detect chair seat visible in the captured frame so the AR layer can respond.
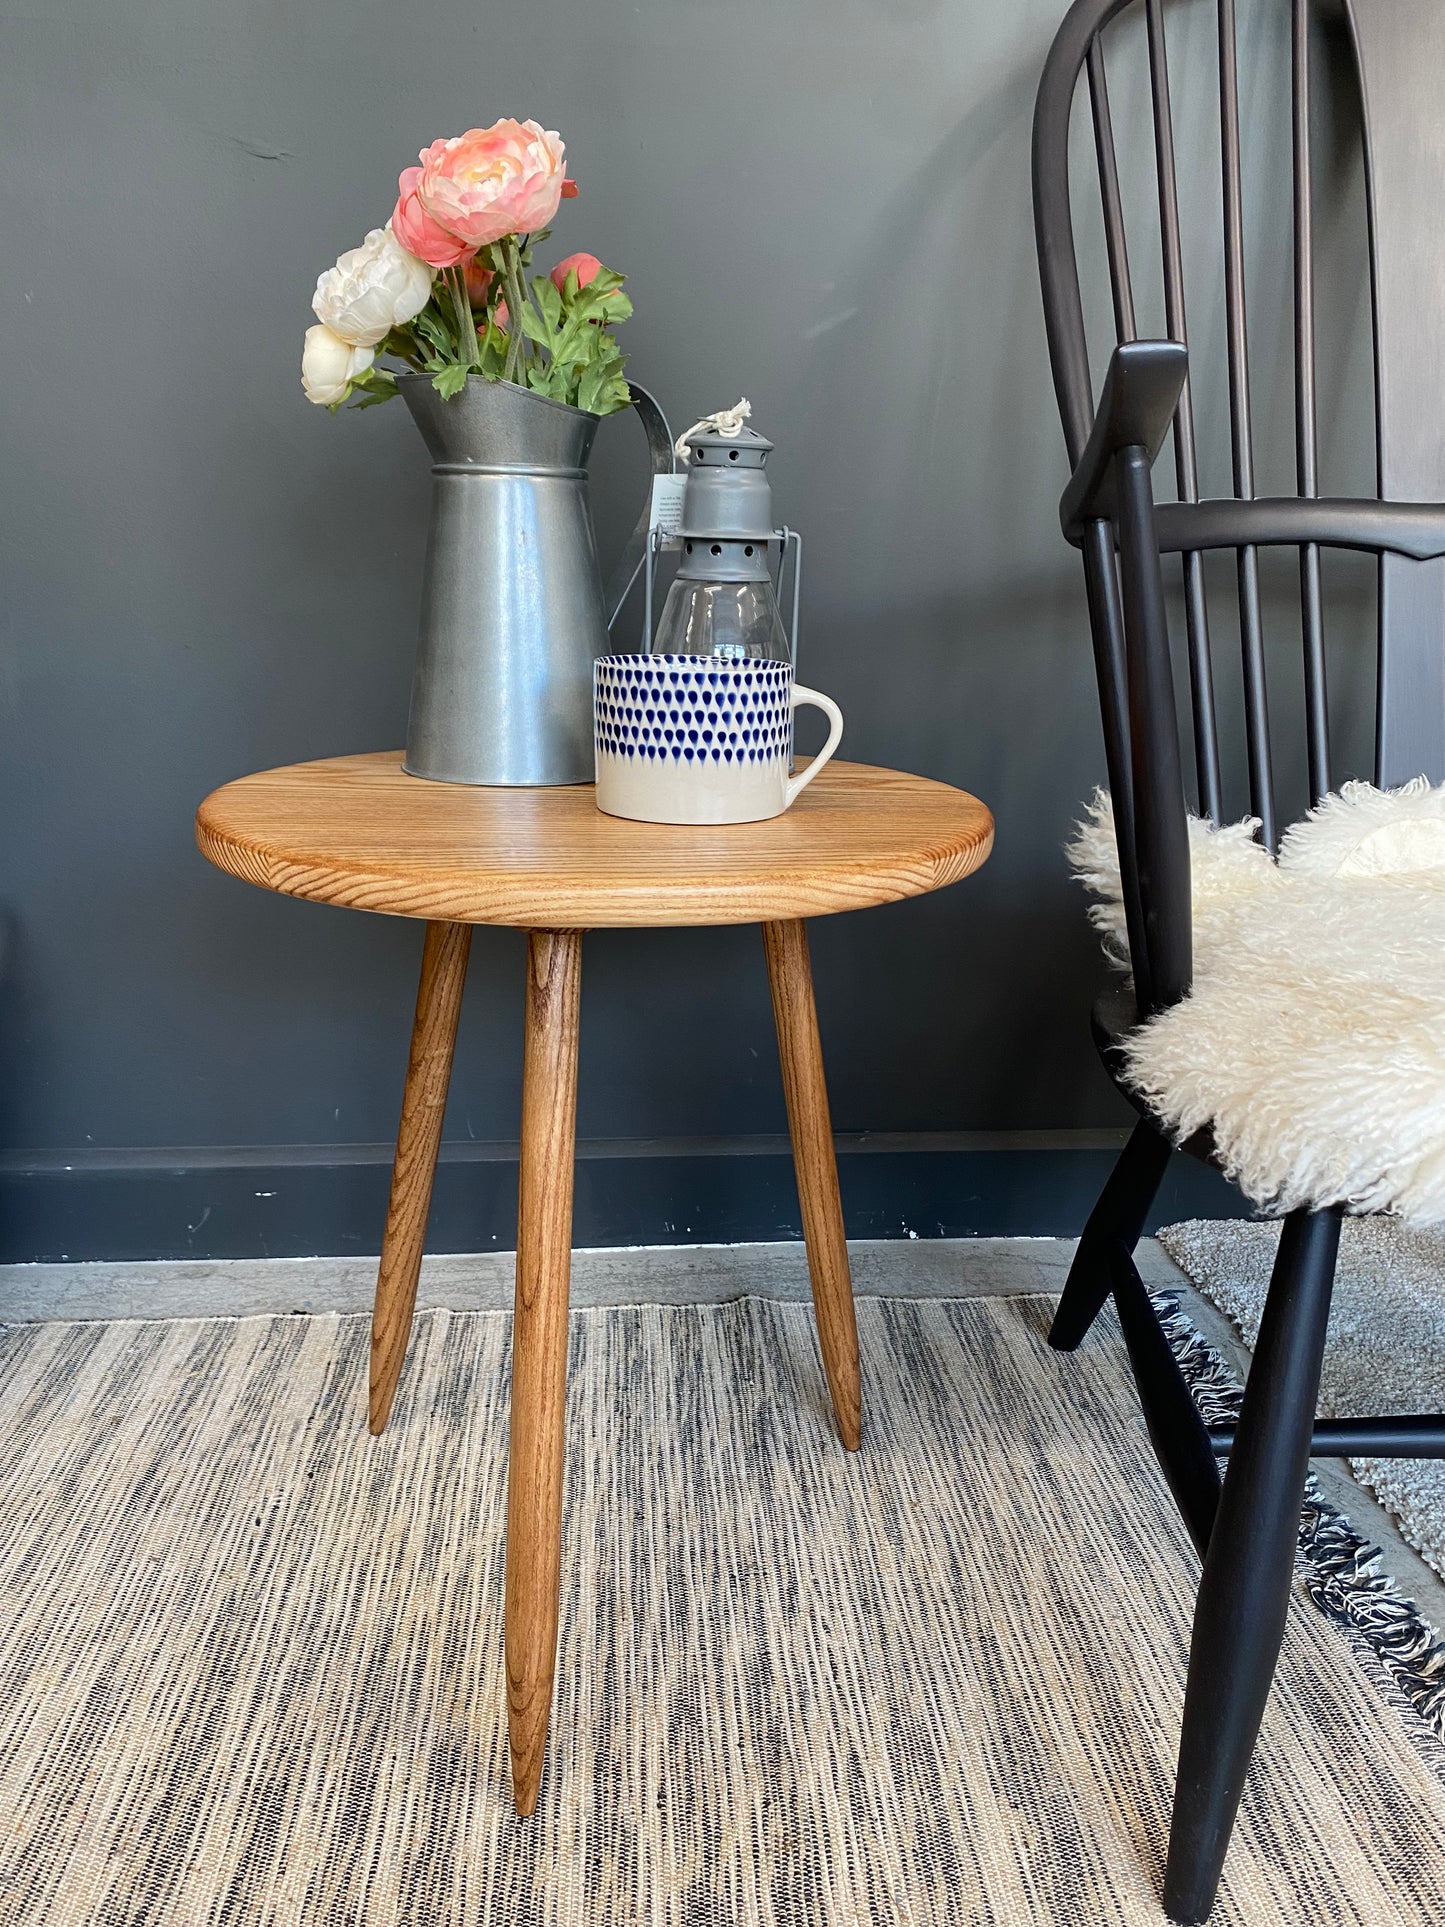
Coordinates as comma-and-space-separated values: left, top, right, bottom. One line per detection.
1072, 782, 1445, 1224
1089, 984, 1218, 1159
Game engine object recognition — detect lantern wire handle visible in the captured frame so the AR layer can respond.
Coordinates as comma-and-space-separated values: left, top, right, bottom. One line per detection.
777, 529, 803, 678
644, 525, 659, 651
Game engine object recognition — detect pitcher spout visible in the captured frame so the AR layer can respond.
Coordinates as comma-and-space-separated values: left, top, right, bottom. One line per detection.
399, 371, 601, 473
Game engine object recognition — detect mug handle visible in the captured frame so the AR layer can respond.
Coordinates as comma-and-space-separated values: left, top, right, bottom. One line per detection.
784, 686, 845, 809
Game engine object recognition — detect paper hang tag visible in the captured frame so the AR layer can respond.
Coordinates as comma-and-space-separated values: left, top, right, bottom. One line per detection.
648, 473, 688, 551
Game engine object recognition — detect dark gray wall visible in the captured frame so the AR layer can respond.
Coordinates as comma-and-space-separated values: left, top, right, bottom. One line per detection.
0, 0, 1369, 1258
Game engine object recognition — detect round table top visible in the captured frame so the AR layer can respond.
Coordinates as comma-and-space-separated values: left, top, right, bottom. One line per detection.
195, 752, 993, 929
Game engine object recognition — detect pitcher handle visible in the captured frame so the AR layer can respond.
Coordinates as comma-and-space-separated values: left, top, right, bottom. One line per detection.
604, 384, 677, 633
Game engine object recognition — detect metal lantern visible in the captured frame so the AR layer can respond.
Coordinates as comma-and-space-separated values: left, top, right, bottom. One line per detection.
643, 404, 802, 671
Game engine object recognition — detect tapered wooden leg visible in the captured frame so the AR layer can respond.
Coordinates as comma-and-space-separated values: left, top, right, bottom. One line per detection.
369, 919, 472, 1435
1163, 1207, 1341, 1924
762, 918, 862, 1451
506, 929, 583, 1818
1051, 1116, 1173, 1351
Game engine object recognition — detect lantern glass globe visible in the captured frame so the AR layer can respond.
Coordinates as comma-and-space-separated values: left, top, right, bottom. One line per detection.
649, 578, 791, 665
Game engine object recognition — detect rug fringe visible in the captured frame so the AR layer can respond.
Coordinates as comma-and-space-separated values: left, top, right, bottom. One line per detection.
1151, 1289, 1445, 1765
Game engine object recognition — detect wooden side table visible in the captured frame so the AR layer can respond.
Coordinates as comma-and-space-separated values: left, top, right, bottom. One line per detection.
196, 752, 993, 1813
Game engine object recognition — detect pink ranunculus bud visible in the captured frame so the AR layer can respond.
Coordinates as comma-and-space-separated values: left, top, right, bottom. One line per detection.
463, 258, 495, 306
391, 166, 476, 269
561, 179, 579, 199
550, 252, 604, 292
416, 120, 568, 249
491, 301, 509, 332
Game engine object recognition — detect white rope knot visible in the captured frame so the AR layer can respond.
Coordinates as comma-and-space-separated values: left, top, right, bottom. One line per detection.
674, 397, 752, 458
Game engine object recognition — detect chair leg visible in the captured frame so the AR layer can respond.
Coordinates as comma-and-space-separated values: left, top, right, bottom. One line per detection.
1163, 1206, 1341, 1925
369, 919, 473, 1434
506, 929, 583, 1818
1050, 1116, 1173, 1350
762, 918, 862, 1451
1109, 1244, 1221, 1560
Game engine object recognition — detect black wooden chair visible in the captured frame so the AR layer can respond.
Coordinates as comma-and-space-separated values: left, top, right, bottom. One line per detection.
1033, 1, 1445, 1919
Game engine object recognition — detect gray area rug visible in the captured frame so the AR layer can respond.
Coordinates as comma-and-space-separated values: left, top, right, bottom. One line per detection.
1160, 1219, 1445, 1583
3, 1295, 1445, 1925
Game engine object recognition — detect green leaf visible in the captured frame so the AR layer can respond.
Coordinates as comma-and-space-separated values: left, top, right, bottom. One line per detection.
348, 384, 401, 410
526, 360, 565, 399
515, 300, 554, 347
550, 318, 611, 407
431, 362, 470, 400
559, 282, 631, 348
548, 319, 591, 370
354, 363, 397, 388
577, 356, 610, 415
589, 335, 625, 376
324, 364, 400, 413
555, 299, 618, 368
376, 325, 425, 372
575, 330, 631, 414
412, 305, 454, 359
567, 285, 604, 325
531, 273, 563, 332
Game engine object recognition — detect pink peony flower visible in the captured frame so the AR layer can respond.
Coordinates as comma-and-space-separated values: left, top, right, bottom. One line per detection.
391, 166, 475, 269
550, 252, 603, 291
416, 120, 570, 248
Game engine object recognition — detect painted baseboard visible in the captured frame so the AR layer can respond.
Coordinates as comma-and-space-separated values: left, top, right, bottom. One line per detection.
0, 1132, 1240, 1263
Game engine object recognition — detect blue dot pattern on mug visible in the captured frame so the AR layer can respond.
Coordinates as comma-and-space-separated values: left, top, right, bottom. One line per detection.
595, 655, 791, 764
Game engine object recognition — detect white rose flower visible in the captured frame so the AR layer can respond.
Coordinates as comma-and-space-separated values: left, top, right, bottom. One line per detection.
311, 225, 434, 348
302, 324, 375, 405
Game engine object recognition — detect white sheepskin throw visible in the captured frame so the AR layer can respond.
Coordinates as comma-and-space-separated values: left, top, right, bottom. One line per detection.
1067, 779, 1445, 1224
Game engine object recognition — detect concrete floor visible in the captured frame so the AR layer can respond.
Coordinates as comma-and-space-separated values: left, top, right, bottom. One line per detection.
0, 1235, 1087, 1320
3, 1235, 1442, 1632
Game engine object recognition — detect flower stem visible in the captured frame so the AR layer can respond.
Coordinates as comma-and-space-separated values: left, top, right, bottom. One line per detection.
502, 237, 529, 385
448, 268, 478, 370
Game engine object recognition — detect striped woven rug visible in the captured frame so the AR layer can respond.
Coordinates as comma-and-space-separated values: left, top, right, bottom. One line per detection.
2, 1292, 1444, 1925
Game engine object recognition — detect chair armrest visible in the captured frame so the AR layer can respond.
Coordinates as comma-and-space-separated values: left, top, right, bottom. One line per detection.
1060, 340, 1189, 543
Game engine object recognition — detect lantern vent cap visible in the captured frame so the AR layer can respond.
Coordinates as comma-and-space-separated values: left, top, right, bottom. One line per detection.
675, 398, 773, 469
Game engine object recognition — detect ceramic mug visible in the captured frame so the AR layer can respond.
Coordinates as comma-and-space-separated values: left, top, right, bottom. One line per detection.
594, 653, 844, 825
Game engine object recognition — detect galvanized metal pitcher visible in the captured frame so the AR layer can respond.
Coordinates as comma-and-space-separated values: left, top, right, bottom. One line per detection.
398, 373, 674, 786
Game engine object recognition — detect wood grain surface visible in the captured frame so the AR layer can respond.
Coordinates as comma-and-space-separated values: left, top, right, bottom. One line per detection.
505, 929, 583, 1817
195, 753, 993, 929
762, 919, 863, 1451
367, 920, 472, 1436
